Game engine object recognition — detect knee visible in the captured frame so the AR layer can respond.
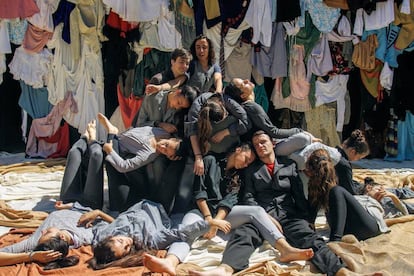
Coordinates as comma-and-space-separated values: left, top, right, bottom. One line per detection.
329, 185, 346, 199
244, 206, 266, 219
89, 149, 103, 162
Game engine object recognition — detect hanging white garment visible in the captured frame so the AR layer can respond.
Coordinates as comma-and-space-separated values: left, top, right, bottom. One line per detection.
315, 74, 349, 132
9, 46, 53, 88
158, 4, 182, 50
27, 0, 60, 32
353, 0, 395, 34
63, 43, 105, 140
0, 20, 11, 54
203, 21, 250, 65
244, 0, 272, 46
0, 20, 11, 85
47, 24, 79, 105
380, 62, 393, 90
103, 0, 167, 22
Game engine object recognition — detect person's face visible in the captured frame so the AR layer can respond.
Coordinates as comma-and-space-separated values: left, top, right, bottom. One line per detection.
232, 148, 256, 169
195, 38, 209, 61
38, 227, 60, 244
156, 139, 178, 159
170, 91, 190, 110
347, 148, 368, 161
171, 57, 190, 76
252, 134, 274, 159
109, 236, 133, 259
232, 78, 255, 99
366, 185, 384, 198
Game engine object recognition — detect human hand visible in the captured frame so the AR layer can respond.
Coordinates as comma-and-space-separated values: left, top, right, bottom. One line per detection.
203, 226, 218, 239
145, 84, 161, 94
304, 131, 322, 143
102, 141, 113, 154
78, 210, 100, 228
158, 122, 177, 134
193, 157, 204, 176
31, 250, 62, 263
209, 218, 231, 234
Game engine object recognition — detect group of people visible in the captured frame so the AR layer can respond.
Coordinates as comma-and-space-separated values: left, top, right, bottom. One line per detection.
1, 35, 414, 276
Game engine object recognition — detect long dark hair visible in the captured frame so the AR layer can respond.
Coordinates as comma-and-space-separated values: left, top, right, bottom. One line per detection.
34, 237, 79, 270
306, 149, 337, 210
224, 82, 243, 104
88, 236, 156, 270
190, 34, 216, 65
198, 97, 226, 155
342, 129, 370, 155
180, 85, 200, 108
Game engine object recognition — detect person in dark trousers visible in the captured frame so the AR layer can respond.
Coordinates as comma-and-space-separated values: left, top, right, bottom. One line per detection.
190, 131, 347, 276
305, 149, 388, 242
60, 120, 104, 209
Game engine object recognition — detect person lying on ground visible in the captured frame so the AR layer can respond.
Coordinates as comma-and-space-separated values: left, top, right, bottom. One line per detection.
362, 177, 414, 219
143, 134, 315, 275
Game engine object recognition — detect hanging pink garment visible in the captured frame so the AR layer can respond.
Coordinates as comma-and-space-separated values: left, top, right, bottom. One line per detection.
0, 0, 39, 19
26, 92, 76, 158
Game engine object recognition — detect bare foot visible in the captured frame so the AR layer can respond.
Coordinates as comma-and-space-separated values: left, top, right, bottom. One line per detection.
97, 113, 118, 135
143, 253, 178, 276
83, 128, 90, 142
55, 201, 73, 210
275, 239, 314, 263
279, 247, 314, 263
189, 265, 233, 276
87, 120, 97, 142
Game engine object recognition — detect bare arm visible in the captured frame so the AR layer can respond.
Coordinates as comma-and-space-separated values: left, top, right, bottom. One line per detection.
78, 210, 114, 228
190, 134, 204, 175
213, 72, 223, 93
0, 250, 62, 266
145, 75, 187, 94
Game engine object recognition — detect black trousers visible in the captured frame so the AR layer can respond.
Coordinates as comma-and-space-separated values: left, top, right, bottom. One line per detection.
223, 218, 346, 276
60, 138, 104, 209
328, 186, 381, 241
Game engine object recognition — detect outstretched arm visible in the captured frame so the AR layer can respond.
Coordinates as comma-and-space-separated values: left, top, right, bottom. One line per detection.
145, 75, 187, 94
0, 250, 62, 266
77, 209, 114, 228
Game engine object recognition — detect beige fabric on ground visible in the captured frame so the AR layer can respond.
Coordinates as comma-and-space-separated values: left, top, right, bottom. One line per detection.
0, 201, 48, 228
328, 220, 414, 275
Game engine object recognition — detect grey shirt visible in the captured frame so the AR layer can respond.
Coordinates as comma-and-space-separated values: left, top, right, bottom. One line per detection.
93, 200, 208, 249
0, 205, 96, 253
136, 90, 178, 127
105, 126, 171, 173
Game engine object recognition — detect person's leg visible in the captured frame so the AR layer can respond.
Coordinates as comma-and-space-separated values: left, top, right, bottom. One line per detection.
156, 158, 186, 213
282, 218, 346, 276
328, 186, 381, 241
81, 141, 104, 209
97, 112, 118, 135
106, 161, 134, 211
274, 132, 311, 156
124, 166, 148, 210
225, 205, 283, 244
225, 206, 313, 262
171, 157, 196, 214
387, 186, 414, 199
60, 137, 88, 202
221, 223, 264, 272
144, 210, 204, 275
189, 223, 264, 276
